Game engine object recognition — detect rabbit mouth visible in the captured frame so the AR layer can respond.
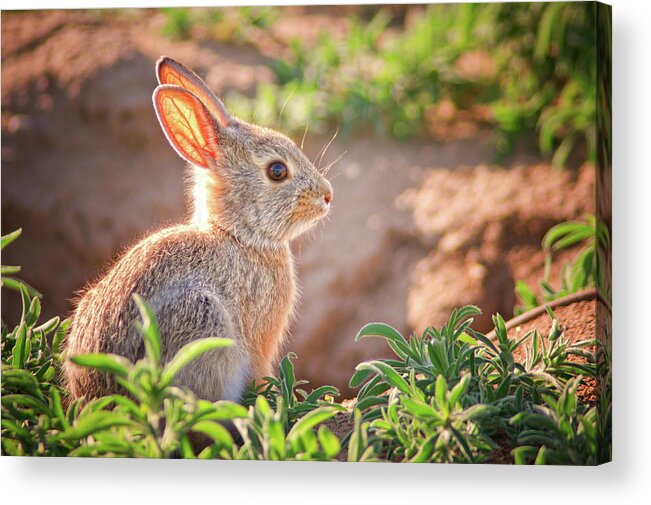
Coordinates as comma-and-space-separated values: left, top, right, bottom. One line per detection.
286, 204, 329, 239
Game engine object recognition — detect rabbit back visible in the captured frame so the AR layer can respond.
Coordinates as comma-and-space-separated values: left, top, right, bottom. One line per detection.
64, 224, 296, 401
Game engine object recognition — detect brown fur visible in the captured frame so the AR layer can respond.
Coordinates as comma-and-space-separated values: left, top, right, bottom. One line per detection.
63, 57, 332, 402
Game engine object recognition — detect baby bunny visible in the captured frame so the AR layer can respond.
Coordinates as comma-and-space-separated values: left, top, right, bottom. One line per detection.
63, 56, 333, 402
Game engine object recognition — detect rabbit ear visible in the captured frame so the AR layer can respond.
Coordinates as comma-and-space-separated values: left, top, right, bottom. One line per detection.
153, 84, 220, 169
156, 56, 232, 127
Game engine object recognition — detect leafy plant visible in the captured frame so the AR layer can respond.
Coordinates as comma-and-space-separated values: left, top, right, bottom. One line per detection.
515, 215, 611, 314
214, 3, 598, 166
350, 302, 604, 464
159, 6, 280, 44
232, 395, 339, 461
160, 8, 194, 40
1, 228, 40, 297
242, 352, 343, 428
1, 228, 610, 463
511, 376, 598, 465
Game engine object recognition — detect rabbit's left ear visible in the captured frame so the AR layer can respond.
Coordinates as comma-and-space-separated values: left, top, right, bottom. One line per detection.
153, 84, 220, 168
156, 56, 232, 127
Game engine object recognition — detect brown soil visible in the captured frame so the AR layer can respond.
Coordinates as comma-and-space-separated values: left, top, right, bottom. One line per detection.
322, 399, 356, 462
2, 9, 596, 396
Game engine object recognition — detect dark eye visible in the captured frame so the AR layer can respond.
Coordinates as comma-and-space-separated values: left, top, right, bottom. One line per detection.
267, 161, 288, 181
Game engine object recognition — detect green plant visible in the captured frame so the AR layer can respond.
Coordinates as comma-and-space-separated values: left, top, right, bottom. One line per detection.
232, 395, 339, 461
2, 289, 341, 459
242, 352, 343, 428
510, 376, 598, 465
159, 7, 280, 44
1, 228, 610, 463
160, 8, 194, 40
515, 215, 611, 314
1, 293, 71, 455
219, 3, 597, 166
1, 229, 40, 297
350, 303, 604, 463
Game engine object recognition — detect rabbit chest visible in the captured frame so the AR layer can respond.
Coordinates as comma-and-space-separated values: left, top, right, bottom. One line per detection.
195, 234, 297, 379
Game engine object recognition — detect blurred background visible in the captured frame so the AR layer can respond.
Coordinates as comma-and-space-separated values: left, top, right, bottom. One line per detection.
2, 3, 598, 395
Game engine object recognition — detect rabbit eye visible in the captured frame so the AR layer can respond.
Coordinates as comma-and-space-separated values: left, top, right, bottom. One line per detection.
267, 161, 288, 181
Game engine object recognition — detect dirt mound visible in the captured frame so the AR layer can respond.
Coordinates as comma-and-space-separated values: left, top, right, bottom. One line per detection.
2, 10, 595, 396
403, 163, 594, 334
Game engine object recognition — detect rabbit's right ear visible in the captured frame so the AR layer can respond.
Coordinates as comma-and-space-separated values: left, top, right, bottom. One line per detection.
156, 56, 232, 127
153, 84, 220, 169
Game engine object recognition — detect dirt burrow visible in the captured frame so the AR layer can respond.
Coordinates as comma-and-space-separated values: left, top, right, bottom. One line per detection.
2, 10, 595, 395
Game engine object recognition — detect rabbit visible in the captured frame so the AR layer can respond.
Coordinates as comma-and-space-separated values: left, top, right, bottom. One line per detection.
63, 56, 333, 403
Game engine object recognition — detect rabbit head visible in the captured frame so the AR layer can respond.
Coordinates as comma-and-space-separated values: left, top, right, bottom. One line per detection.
153, 57, 333, 248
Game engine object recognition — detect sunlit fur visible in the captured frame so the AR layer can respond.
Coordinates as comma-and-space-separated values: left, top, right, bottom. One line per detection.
63, 59, 333, 404
194, 118, 333, 249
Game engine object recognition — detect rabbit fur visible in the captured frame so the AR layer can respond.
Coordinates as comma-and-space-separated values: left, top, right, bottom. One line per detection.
63, 57, 333, 403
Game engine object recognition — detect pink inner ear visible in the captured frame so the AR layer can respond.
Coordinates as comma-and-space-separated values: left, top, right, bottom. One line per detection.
157, 58, 231, 126
155, 86, 220, 168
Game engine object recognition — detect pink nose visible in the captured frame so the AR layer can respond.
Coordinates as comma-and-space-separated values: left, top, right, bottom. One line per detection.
324, 193, 332, 205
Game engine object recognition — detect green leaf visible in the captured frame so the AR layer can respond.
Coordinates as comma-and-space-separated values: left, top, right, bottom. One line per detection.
1, 228, 22, 250
534, 445, 549, 464
461, 404, 499, 420
401, 396, 439, 419
287, 407, 337, 443
317, 425, 341, 459
192, 421, 234, 447
355, 361, 411, 395
410, 434, 437, 463
305, 385, 339, 403
161, 337, 233, 386
355, 322, 405, 345
59, 412, 132, 440
349, 367, 373, 388
512, 446, 537, 465
279, 352, 297, 404
448, 374, 470, 406
25, 296, 41, 327
11, 323, 28, 369
355, 396, 387, 412
1, 369, 42, 396
0, 277, 42, 297
133, 294, 161, 365
2, 394, 50, 414
70, 353, 131, 378
34, 316, 61, 335
492, 313, 508, 343
435, 375, 447, 409
457, 332, 478, 346
516, 280, 539, 310
53, 318, 71, 354
51, 388, 69, 429
450, 426, 475, 463
452, 305, 482, 326
191, 400, 248, 422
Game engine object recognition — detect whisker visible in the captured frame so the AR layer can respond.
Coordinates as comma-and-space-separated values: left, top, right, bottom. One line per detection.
279, 86, 297, 124
312, 138, 328, 166
300, 122, 310, 151
317, 127, 339, 170
322, 150, 347, 175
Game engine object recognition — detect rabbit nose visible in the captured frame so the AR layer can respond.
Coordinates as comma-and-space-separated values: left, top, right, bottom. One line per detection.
322, 179, 333, 205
